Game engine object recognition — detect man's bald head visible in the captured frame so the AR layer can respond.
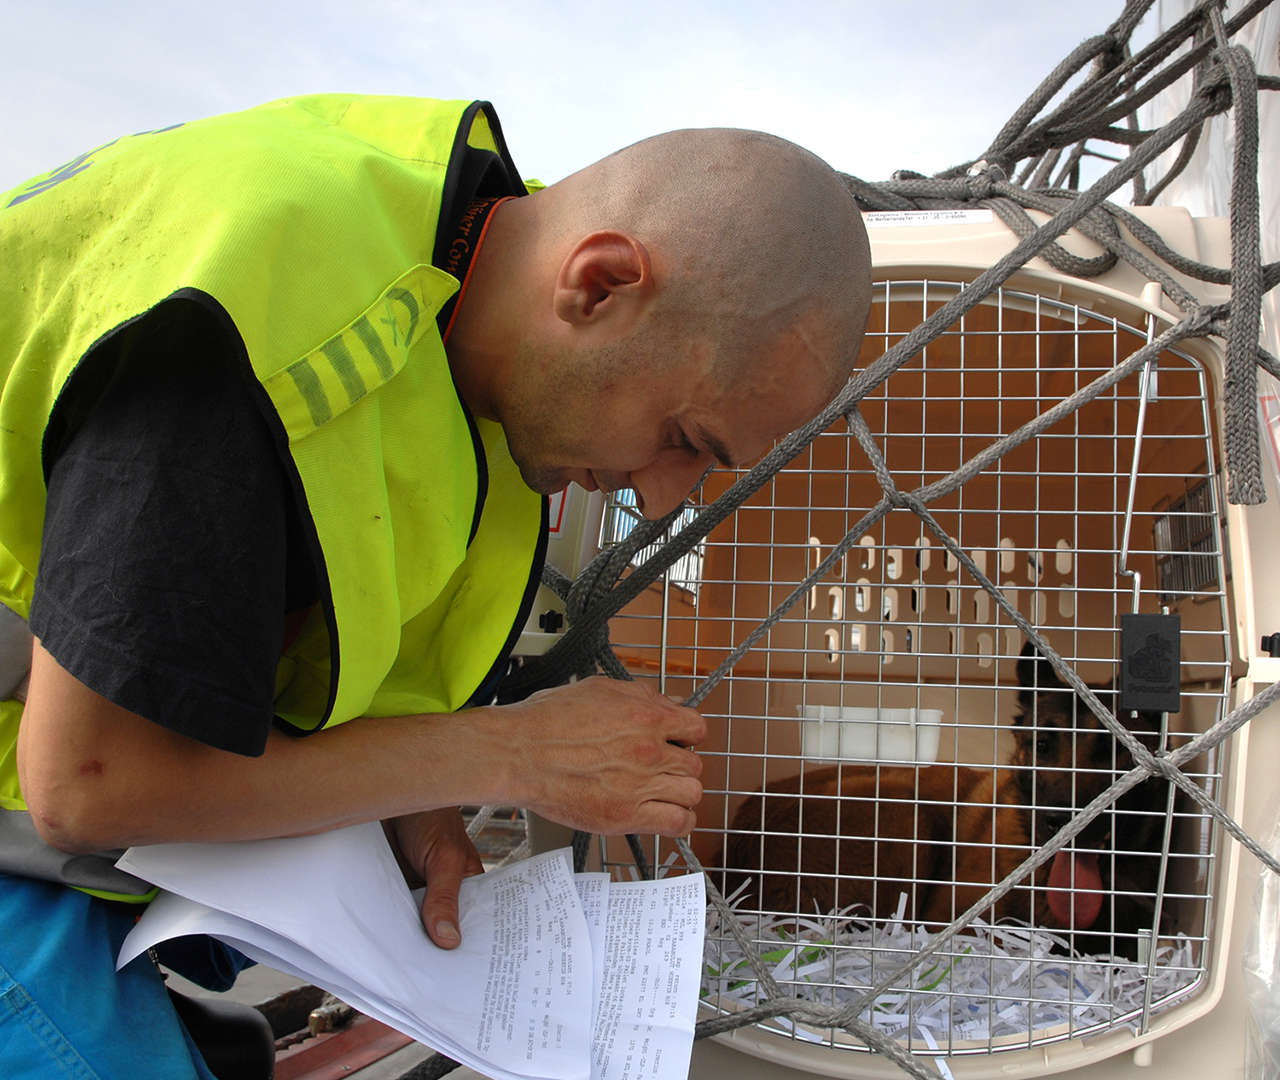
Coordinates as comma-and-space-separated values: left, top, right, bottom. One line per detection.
446, 125, 873, 520
539, 126, 872, 396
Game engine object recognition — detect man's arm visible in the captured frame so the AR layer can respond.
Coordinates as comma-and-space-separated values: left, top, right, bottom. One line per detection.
17, 638, 705, 853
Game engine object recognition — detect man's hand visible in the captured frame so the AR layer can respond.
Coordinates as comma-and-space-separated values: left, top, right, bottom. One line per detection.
499, 677, 706, 837
385, 807, 485, 949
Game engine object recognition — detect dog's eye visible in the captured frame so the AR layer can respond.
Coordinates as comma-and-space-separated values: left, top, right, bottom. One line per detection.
1035, 733, 1052, 756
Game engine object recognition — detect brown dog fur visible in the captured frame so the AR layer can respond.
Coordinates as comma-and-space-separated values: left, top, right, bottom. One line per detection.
719, 644, 1167, 956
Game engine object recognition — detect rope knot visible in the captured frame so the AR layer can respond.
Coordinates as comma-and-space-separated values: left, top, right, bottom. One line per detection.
964, 160, 1007, 200
1098, 31, 1126, 68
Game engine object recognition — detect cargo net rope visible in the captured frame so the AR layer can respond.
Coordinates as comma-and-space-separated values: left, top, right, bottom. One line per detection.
403, 2, 1280, 1079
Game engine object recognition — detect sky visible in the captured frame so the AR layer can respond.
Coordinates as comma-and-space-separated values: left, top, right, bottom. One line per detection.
1, 0, 1145, 194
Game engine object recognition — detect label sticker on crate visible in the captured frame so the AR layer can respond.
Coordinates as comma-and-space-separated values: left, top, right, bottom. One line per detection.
1119, 612, 1181, 713
548, 489, 567, 534
865, 209, 995, 227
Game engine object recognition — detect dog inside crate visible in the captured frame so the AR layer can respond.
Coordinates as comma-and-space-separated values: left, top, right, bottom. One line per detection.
719, 642, 1171, 954
603, 282, 1232, 1052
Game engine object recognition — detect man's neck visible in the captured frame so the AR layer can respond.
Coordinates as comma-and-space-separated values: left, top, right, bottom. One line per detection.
444, 196, 527, 421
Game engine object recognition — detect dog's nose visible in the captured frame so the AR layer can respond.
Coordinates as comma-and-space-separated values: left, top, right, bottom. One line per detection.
1042, 811, 1073, 834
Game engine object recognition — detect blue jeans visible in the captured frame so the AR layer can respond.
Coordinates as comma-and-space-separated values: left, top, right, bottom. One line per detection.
0, 872, 218, 1079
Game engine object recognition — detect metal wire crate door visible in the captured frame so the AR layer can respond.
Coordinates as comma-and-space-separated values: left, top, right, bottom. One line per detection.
603, 280, 1232, 1061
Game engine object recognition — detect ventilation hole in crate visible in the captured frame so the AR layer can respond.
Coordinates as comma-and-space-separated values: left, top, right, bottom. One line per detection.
858, 535, 876, 571
1003, 582, 1019, 614
976, 631, 994, 668
854, 581, 871, 614
882, 588, 899, 621
1004, 627, 1021, 656
828, 587, 843, 619
1054, 539, 1072, 575
973, 589, 990, 623
916, 539, 932, 573
887, 548, 903, 581
824, 628, 840, 663
807, 536, 822, 610
1000, 538, 1016, 575
911, 586, 921, 613
881, 629, 895, 662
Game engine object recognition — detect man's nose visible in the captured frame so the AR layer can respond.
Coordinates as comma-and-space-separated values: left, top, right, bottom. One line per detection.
631, 452, 714, 520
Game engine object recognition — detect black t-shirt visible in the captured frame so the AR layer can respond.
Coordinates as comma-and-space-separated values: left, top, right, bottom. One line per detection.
30, 302, 318, 756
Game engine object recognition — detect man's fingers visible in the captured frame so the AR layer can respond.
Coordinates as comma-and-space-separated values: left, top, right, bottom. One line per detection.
422, 851, 476, 949
598, 776, 701, 838
648, 772, 702, 811
415, 818, 484, 950
657, 698, 707, 747
515, 676, 710, 837
663, 743, 703, 777
640, 801, 698, 838
598, 676, 707, 746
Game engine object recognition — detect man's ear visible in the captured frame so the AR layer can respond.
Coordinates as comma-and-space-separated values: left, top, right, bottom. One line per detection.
553, 231, 653, 328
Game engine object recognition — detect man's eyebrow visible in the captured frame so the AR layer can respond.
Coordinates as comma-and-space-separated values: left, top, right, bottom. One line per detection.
694, 424, 738, 469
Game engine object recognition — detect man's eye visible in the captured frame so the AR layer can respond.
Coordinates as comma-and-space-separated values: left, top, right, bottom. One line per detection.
670, 429, 696, 454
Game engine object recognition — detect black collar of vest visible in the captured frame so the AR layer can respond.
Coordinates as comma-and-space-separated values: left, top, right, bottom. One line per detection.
434, 102, 527, 336
439, 196, 507, 316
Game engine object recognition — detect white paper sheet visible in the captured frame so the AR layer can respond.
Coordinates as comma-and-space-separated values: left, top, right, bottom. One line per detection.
119, 826, 593, 1080
591, 875, 705, 1080
574, 872, 610, 1025
116, 825, 704, 1080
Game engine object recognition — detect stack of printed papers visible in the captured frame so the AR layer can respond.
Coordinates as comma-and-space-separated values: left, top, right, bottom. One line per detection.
116, 823, 705, 1080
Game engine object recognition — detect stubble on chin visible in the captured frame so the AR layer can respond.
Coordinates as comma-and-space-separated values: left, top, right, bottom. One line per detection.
516, 461, 569, 496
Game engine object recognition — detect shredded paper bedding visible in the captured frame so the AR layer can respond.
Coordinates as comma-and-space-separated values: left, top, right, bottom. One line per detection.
701, 887, 1198, 1054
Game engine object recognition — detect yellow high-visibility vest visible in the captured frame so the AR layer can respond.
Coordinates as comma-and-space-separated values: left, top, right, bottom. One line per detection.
0, 95, 546, 899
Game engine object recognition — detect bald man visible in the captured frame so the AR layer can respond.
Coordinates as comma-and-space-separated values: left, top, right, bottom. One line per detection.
0, 96, 869, 1078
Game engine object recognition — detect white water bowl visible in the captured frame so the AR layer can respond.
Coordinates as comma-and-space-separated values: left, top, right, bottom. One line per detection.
797, 705, 943, 764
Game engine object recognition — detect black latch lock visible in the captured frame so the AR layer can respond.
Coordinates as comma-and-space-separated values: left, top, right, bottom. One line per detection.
1119, 612, 1181, 713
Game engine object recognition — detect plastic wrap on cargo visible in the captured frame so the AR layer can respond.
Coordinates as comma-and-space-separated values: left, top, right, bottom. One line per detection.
1245, 814, 1280, 1079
